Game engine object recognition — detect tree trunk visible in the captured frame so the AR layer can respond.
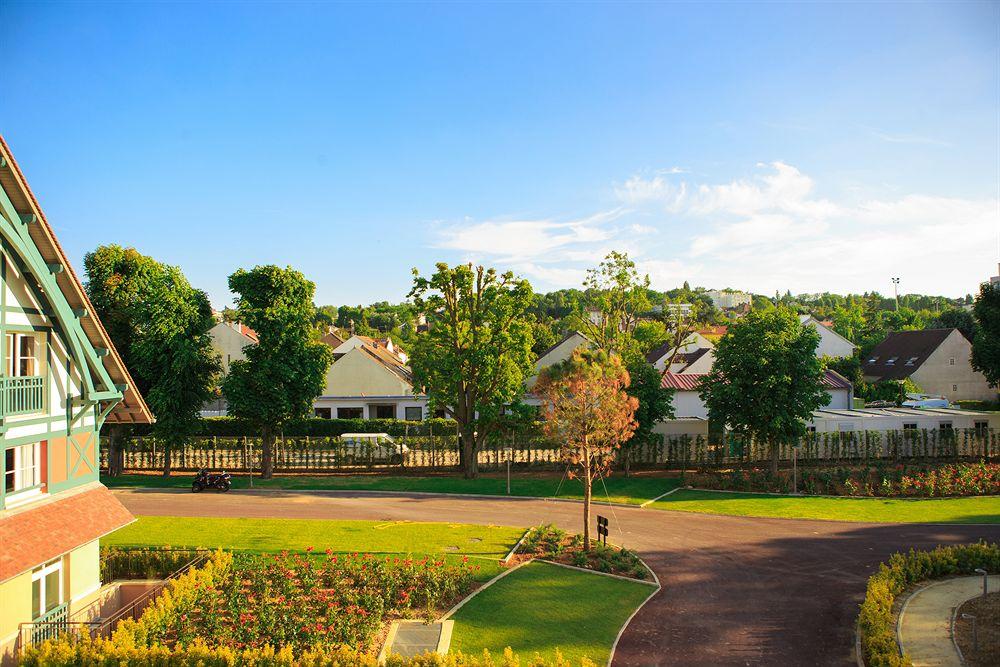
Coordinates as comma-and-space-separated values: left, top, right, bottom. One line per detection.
461, 424, 478, 479
107, 425, 125, 477
261, 426, 275, 479
583, 446, 592, 552
162, 443, 172, 477
770, 440, 779, 475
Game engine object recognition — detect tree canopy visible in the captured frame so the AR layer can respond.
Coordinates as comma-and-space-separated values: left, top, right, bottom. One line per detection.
699, 306, 828, 472
222, 265, 333, 478
84, 245, 220, 474
971, 281, 1000, 386
408, 263, 535, 478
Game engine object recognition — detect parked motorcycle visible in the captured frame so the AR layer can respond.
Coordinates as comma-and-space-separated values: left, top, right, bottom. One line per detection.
191, 469, 232, 493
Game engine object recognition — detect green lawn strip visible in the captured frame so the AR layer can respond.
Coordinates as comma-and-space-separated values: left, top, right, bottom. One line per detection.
103, 516, 523, 581
650, 489, 1000, 524
450, 561, 653, 665
102, 473, 681, 505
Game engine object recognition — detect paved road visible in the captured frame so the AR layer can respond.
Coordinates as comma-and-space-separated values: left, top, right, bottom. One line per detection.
113, 488, 1000, 666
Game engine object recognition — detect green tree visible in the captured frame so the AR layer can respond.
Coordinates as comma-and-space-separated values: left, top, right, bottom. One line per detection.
971, 282, 1000, 386
408, 263, 535, 478
84, 245, 221, 476
621, 360, 674, 475
222, 265, 333, 478
929, 307, 977, 341
535, 349, 638, 550
699, 307, 828, 473
578, 251, 651, 359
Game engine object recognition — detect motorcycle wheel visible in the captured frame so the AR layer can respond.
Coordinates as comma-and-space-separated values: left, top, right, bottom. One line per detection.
222, 480, 232, 492
192, 482, 203, 493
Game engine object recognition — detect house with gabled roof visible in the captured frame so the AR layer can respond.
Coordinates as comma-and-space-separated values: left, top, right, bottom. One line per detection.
314, 335, 427, 421
0, 137, 152, 662
863, 328, 994, 402
799, 314, 857, 358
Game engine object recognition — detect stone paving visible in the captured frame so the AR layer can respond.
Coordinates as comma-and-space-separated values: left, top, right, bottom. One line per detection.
898, 575, 999, 666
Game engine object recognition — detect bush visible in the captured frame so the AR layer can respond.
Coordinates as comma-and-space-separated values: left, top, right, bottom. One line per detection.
108, 417, 461, 438
857, 542, 1000, 667
101, 546, 206, 581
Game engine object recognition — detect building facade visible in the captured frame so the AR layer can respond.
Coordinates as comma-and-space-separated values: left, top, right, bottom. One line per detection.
0, 137, 152, 663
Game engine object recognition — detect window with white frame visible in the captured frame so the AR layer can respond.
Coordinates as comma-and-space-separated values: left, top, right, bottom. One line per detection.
4, 443, 42, 495
4, 332, 40, 376
31, 558, 63, 620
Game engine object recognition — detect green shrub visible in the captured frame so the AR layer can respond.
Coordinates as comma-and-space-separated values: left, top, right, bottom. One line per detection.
100, 546, 206, 582
108, 417, 461, 438
857, 542, 1000, 667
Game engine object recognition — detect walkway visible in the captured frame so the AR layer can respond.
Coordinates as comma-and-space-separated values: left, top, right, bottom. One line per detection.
113, 488, 1000, 666
898, 575, 999, 666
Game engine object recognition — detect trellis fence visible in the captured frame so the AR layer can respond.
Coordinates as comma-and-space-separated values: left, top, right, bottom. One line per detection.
100, 427, 999, 474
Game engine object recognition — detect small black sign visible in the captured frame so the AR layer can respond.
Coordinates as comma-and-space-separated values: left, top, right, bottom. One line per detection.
597, 515, 609, 545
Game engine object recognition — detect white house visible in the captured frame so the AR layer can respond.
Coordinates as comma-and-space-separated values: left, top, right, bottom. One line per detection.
706, 289, 752, 310
799, 315, 857, 359
863, 328, 995, 402
208, 320, 257, 376
807, 406, 998, 433
645, 332, 715, 372
526, 331, 591, 389
314, 336, 427, 420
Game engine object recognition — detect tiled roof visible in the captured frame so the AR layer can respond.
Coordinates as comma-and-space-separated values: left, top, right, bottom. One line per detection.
0, 485, 134, 583
864, 329, 955, 381
238, 323, 259, 342
359, 344, 414, 385
661, 369, 852, 391
698, 326, 728, 337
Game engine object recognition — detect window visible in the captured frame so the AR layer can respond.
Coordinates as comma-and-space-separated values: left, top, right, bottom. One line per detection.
939, 422, 953, 431
4, 332, 39, 376
433, 408, 447, 419
337, 407, 363, 419
885, 357, 898, 366
373, 404, 396, 419
903, 422, 918, 431
806, 426, 816, 433
867, 356, 879, 364
952, 384, 958, 392
4, 443, 41, 496
905, 357, 918, 366
949, 357, 956, 366
404, 406, 423, 421
974, 420, 989, 435
313, 408, 332, 419
31, 558, 63, 620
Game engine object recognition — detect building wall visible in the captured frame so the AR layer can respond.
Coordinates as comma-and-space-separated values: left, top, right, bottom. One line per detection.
0, 568, 32, 663
653, 418, 709, 439
313, 396, 429, 420
824, 388, 852, 410
808, 321, 856, 358
208, 322, 253, 376
912, 330, 995, 402
323, 347, 412, 397
670, 390, 710, 419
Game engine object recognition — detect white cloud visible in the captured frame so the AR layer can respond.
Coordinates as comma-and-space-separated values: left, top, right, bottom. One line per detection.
434, 162, 999, 296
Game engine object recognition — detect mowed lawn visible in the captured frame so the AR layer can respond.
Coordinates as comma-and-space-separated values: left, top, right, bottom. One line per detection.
103, 473, 681, 505
450, 561, 655, 665
104, 516, 523, 580
650, 489, 1000, 524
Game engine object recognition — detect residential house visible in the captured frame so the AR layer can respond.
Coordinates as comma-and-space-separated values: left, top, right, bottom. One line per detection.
525, 331, 591, 390
314, 335, 426, 420
807, 406, 999, 434
0, 138, 153, 664
863, 329, 995, 402
203, 320, 258, 416
645, 331, 716, 372
799, 314, 857, 358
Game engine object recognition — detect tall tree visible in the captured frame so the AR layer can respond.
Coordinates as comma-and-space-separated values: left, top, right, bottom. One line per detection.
971, 282, 1000, 387
621, 360, 674, 475
535, 349, 638, 550
409, 263, 535, 478
699, 307, 828, 473
222, 265, 333, 478
578, 251, 651, 358
84, 245, 221, 475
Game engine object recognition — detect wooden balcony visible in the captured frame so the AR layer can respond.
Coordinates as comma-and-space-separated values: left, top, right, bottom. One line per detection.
1, 376, 45, 418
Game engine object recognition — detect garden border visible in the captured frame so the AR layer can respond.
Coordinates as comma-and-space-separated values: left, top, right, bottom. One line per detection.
683, 486, 1000, 501
640, 485, 689, 507
438, 560, 532, 621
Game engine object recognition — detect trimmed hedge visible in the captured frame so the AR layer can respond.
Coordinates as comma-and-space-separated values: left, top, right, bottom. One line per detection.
109, 417, 461, 438
857, 541, 1000, 667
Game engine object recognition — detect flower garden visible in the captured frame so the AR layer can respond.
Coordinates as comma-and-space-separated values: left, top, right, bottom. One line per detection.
516, 524, 649, 580
687, 460, 1000, 497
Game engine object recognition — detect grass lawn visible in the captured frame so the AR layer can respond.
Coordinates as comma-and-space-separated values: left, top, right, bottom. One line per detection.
650, 489, 1000, 524
103, 516, 524, 581
449, 561, 655, 664
102, 472, 681, 505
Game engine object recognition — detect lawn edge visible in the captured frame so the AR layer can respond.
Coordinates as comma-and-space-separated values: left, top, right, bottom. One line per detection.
438, 560, 532, 621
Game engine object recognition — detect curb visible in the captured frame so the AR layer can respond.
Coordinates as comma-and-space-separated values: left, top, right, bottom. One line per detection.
502, 529, 531, 565
536, 559, 658, 587
640, 486, 689, 507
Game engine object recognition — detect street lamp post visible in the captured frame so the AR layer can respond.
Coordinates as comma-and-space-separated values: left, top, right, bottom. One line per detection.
891, 277, 900, 311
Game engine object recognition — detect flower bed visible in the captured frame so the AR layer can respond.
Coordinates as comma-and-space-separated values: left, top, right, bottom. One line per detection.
687, 460, 1000, 497
856, 542, 999, 667
516, 524, 649, 581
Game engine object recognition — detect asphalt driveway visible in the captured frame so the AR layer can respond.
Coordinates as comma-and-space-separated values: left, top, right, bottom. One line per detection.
112, 488, 1000, 666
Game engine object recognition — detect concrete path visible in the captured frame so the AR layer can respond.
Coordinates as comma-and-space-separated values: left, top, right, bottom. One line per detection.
113, 488, 1000, 666
898, 575, 999, 666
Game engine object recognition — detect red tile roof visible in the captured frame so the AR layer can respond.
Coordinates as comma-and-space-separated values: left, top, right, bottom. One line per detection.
661, 369, 852, 391
0, 485, 134, 582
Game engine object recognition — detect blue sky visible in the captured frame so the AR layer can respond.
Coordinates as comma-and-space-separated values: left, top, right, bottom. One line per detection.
1, 2, 997, 306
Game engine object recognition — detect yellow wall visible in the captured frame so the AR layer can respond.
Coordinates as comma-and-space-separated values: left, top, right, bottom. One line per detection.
0, 569, 33, 663
324, 347, 411, 396
69, 540, 100, 602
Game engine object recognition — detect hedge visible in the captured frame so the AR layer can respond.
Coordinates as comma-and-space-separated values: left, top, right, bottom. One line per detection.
857, 541, 1000, 667
107, 417, 462, 438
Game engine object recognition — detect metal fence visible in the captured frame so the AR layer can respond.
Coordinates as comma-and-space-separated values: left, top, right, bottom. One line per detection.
101, 427, 999, 474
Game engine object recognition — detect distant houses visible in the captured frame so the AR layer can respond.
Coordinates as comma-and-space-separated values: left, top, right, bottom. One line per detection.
799, 314, 857, 358
863, 328, 994, 402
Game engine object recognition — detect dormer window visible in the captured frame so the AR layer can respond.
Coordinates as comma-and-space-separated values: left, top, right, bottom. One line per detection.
867, 356, 879, 364
885, 356, 898, 366
905, 357, 918, 366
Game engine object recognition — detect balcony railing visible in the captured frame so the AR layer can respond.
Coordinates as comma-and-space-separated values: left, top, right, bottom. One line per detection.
26, 603, 69, 645
1, 375, 45, 417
